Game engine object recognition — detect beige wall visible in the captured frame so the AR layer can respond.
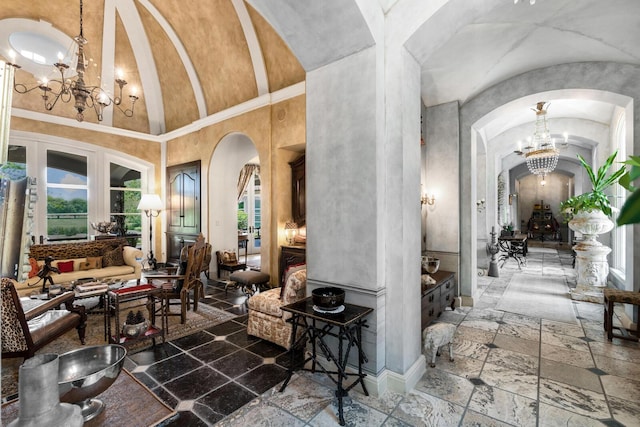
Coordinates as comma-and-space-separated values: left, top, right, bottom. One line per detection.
166, 94, 306, 285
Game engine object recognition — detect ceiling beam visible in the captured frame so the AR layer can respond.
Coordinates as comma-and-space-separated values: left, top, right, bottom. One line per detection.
231, 0, 269, 96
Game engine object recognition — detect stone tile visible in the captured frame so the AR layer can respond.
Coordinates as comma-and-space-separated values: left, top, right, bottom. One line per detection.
539, 359, 602, 393
189, 340, 242, 363
196, 382, 258, 416
236, 363, 289, 395
589, 342, 640, 364
432, 353, 485, 378
381, 416, 413, 427
453, 339, 491, 361
163, 365, 230, 400
246, 340, 288, 358
541, 319, 584, 338
127, 342, 183, 366
216, 399, 305, 427
146, 353, 203, 384
465, 308, 505, 322
413, 367, 475, 406
460, 410, 514, 426
170, 330, 216, 351
438, 309, 467, 325
455, 325, 496, 344
351, 388, 405, 415
501, 312, 541, 328
262, 374, 336, 421
539, 378, 610, 419
486, 347, 539, 375
308, 396, 388, 426
390, 390, 465, 427
541, 343, 595, 369
601, 374, 640, 401
608, 395, 640, 427
493, 334, 539, 357
541, 331, 591, 353
496, 323, 540, 343
204, 319, 246, 336
211, 349, 264, 379
480, 361, 539, 400
459, 319, 500, 333
537, 402, 607, 427
593, 354, 640, 381
162, 410, 211, 427
468, 385, 537, 427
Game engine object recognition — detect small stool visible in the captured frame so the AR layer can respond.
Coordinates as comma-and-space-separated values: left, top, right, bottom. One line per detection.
229, 271, 270, 298
603, 288, 640, 342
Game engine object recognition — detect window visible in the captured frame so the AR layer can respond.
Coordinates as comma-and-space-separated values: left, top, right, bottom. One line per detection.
611, 115, 626, 274
109, 162, 142, 248
46, 150, 88, 241
0, 145, 27, 180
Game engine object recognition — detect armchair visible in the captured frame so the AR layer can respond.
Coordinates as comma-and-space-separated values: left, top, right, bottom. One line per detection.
216, 250, 246, 279
247, 268, 306, 349
1, 278, 87, 359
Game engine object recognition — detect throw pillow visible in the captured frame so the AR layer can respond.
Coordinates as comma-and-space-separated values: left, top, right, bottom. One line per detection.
57, 260, 75, 273
28, 257, 39, 278
280, 263, 306, 298
102, 246, 125, 267
86, 256, 103, 269
222, 250, 237, 264
79, 262, 92, 271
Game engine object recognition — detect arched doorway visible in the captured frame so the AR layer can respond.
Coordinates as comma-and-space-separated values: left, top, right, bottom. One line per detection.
209, 133, 262, 275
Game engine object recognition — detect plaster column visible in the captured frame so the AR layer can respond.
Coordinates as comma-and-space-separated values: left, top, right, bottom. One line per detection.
306, 43, 423, 393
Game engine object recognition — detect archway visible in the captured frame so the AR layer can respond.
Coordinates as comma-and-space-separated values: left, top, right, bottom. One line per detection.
209, 133, 261, 277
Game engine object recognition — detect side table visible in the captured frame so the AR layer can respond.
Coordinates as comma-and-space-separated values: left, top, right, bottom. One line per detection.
105, 285, 166, 347
280, 297, 373, 426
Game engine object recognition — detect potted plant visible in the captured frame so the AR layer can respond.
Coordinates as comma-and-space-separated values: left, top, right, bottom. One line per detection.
122, 310, 148, 338
617, 155, 640, 226
560, 151, 626, 224
501, 223, 514, 237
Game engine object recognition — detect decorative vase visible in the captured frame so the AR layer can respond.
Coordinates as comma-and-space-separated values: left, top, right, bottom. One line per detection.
568, 209, 614, 303
9, 354, 83, 427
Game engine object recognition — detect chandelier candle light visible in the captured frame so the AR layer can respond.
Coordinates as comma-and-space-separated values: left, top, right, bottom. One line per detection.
514, 102, 559, 182
6, 0, 138, 122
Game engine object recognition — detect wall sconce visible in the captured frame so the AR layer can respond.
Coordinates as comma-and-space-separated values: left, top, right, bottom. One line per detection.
476, 199, 486, 212
421, 193, 435, 206
284, 221, 298, 245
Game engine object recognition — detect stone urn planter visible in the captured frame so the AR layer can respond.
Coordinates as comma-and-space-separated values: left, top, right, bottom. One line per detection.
569, 209, 614, 303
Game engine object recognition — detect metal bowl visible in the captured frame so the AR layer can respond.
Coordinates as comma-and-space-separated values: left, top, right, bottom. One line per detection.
58, 345, 127, 421
122, 320, 148, 338
312, 287, 345, 310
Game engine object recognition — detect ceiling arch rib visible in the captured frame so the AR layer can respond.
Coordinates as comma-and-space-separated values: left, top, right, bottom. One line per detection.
231, 0, 268, 96
115, 0, 164, 135
137, 0, 206, 120
100, 0, 117, 126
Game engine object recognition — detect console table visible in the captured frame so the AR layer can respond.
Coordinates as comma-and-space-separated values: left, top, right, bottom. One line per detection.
421, 270, 455, 330
280, 297, 372, 426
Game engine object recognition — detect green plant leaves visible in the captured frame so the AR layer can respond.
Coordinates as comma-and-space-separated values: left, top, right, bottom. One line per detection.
617, 188, 640, 225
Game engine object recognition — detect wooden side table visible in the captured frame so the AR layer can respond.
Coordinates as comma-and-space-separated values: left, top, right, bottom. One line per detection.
105, 285, 166, 347
280, 297, 373, 426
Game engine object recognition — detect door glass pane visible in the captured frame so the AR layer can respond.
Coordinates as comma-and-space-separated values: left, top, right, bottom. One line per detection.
46, 150, 88, 241
109, 162, 142, 247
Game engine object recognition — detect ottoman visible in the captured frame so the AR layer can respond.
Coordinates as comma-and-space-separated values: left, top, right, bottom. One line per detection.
229, 271, 271, 297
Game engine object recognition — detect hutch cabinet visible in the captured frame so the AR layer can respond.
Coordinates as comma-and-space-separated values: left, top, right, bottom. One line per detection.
421, 270, 455, 330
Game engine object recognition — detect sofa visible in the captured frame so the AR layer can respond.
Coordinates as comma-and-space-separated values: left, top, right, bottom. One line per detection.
247, 267, 306, 349
18, 238, 143, 295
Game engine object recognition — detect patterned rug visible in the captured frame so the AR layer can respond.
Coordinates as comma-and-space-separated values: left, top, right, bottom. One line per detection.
1, 301, 236, 399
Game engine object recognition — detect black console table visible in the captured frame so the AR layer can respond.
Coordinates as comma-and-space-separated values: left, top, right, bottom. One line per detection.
280, 297, 373, 426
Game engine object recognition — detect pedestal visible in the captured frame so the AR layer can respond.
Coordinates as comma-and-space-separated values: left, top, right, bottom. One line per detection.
568, 210, 613, 303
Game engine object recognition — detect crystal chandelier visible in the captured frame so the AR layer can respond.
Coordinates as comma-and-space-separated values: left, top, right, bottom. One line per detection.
514, 102, 559, 179
6, 0, 138, 122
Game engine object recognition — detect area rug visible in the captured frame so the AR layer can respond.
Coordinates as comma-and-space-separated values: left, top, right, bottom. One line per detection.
495, 272, 578, 324
1, 301, 236, 399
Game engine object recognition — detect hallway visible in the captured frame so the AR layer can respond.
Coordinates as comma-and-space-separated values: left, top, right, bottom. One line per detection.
129, 244, 640, 426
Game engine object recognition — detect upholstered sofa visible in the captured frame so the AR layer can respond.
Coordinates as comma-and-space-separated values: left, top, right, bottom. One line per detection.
247, 268, 306, 349
17, 238, 143, 295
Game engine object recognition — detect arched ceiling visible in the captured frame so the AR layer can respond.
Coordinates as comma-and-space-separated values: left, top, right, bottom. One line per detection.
0, 0, 305, 136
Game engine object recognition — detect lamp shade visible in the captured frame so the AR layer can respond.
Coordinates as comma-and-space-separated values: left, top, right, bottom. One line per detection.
137, 194, 163, 211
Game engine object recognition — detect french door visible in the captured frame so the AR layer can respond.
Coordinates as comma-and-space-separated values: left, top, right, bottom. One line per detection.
238, 172, 261, 254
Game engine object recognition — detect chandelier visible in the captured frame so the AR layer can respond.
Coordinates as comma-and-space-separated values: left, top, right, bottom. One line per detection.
514, 102, 559, 179
6, 0, 138, 122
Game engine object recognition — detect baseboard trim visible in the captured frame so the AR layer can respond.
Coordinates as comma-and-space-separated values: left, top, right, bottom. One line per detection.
310, 353, 426, 397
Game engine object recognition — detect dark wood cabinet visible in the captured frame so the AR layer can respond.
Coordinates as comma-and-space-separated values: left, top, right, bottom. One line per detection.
421, 270, 455, 330
166, 161, 201, 264
290, 155, 305, 226
279, 245, 306, 287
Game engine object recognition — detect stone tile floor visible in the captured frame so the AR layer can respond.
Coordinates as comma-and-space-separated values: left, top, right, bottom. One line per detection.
132, 246, 640, 426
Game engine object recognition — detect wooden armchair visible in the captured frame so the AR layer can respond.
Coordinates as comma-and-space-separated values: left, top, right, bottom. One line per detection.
146, 234, 206, 328
1, 278, 86, 359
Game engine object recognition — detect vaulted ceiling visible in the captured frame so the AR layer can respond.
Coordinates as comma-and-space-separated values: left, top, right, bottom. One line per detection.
0, 0, 305, 136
